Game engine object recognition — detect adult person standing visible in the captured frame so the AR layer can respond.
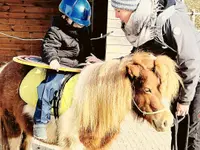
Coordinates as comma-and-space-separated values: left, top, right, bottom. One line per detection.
107, 0, 200, 150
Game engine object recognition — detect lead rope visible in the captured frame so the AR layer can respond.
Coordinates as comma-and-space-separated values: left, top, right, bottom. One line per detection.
0, 31, 114, 41
132, 99, 167, 115
174, 113, 190, 150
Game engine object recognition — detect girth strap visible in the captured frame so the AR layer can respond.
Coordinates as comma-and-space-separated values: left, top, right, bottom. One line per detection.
52, 73, 76, 118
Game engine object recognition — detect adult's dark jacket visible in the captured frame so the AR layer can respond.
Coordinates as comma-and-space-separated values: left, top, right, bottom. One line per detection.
42, 16, 92, 67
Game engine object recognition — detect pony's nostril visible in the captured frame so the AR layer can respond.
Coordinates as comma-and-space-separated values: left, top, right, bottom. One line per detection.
163, 120, 168, 127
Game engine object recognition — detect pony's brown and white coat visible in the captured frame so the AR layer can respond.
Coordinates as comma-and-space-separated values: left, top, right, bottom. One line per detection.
0, 51, 182, 150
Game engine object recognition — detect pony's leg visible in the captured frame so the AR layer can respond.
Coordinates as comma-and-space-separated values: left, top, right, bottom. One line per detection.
2, 113, 32, 150
2, 115, 22, 150
7, 135, 22, 150
1, 111, 23, 150
7, 132, 33, 150
1, 115, 22, 150
20, 133, 33, 150
7, 134, 32, 150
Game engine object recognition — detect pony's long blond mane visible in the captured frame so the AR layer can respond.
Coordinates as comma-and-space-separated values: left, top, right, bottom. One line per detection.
154, 55, 182, 101
71, 51, 182, 139
72, 60, 132, 137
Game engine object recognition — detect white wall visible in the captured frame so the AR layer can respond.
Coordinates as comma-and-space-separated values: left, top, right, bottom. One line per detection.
105, 0, 132, 60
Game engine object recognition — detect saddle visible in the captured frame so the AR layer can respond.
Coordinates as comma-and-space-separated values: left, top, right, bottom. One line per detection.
19, 67, 79, 115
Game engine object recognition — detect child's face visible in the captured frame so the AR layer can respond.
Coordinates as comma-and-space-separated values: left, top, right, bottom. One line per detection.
62, 15, 84, 28
114, 9, 133, 23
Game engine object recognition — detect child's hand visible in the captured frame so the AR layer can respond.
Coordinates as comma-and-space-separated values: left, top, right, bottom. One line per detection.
86, 53, 103, 64
49, 59, 60, 71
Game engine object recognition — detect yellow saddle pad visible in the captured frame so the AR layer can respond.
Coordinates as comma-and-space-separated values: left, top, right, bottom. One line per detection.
19, 67, 79, 115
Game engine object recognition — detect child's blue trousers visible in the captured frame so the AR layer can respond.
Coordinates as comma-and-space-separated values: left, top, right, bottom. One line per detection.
34, 72, 64, 124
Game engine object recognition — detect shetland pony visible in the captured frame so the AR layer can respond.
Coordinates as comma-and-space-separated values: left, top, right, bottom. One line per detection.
0, 51, 182, 150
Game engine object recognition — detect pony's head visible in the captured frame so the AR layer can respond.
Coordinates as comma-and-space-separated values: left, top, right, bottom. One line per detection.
122, 51, 182, 131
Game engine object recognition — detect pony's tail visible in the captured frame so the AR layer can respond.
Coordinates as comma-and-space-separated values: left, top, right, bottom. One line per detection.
0, 63, 6, 117
72, 61, 132, 149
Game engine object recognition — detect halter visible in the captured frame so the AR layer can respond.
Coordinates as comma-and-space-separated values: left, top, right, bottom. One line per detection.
132, 99, 168, 115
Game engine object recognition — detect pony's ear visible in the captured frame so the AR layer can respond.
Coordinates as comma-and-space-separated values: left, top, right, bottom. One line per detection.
131, 51, 156, 70
126, 64, 140, 78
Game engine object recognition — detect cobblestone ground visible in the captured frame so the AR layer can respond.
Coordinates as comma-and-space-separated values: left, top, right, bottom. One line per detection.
32, 112, 171, 150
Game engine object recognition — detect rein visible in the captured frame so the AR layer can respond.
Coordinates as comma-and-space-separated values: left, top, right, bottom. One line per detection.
132, 99, 167, 115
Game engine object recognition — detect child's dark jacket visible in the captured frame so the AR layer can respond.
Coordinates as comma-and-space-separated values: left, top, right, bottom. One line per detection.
42, 16, 92, 67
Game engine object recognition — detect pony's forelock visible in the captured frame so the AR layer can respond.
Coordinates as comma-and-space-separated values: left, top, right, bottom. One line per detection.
120, 51, 182, 102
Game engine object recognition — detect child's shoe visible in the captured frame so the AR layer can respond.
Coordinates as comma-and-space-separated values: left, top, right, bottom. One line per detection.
33, 124, 47, 140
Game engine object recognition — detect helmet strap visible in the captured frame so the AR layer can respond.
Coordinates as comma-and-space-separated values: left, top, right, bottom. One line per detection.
71, 21, 75, 26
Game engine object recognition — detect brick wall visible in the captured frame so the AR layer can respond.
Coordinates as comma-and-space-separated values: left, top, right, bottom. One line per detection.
0, 0, 60, 66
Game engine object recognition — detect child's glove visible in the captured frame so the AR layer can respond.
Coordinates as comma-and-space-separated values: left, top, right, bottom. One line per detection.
50, 59, 60, 71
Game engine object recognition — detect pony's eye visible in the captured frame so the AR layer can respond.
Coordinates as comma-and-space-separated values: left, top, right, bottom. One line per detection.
144, 88, 151, 93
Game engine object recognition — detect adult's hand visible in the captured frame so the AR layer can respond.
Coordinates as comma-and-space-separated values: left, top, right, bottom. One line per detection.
176, 102, 189, 116
86, 53, 103, 64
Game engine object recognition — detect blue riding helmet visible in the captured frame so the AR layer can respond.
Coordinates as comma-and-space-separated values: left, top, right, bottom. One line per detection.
59, 0, 91, 27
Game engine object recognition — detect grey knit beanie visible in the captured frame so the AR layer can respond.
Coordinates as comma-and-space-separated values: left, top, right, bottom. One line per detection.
111, 0, 141, 11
